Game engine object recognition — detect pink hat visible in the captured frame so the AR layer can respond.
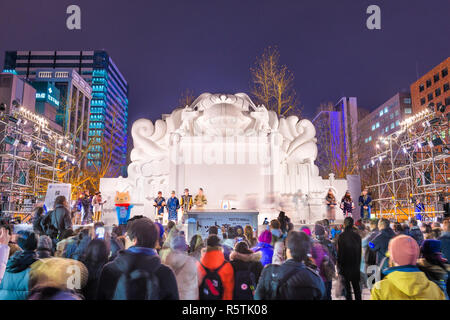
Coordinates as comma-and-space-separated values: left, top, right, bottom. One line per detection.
389, 235, 419, 266
258, 230, 272, 244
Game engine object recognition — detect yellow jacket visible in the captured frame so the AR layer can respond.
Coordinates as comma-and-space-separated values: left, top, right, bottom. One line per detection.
371, 265, 446, 300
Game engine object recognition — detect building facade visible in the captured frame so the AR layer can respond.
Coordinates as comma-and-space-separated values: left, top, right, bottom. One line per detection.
312, 97, 358, 179
410, 57, 450, 115
3, 50, 129, 176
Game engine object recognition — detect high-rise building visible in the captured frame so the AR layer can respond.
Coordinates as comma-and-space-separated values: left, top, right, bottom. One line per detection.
410, 57, 450, 115
312, 97, 358, 178
3, 50, 129, 176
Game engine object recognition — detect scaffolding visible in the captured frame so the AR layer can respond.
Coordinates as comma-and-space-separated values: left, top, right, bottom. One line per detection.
367, 108, 449, 221
0, 107, 77, 222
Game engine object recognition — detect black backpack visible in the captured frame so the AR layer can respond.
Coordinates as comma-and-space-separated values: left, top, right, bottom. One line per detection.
40, 210, 59, 239
233, 264, 257, 300
112, 268, 160, 300
199, 261, 226, 300
268, 266, 299, 300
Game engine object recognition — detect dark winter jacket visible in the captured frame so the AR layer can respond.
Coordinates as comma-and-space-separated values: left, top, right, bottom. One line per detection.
369, 227, 396, 266
254, 259, 325, 300
337, 227, 362, 280
409, 226, 424, 246
96, 248, 179, 300
230, 251, 263, 289
51, 204, 72, 234
0, 250, 38, 300
439, 232, 450, 261
417, 258, 450, 298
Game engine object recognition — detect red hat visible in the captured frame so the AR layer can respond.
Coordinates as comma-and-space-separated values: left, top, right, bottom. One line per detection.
388, 235, 419, 266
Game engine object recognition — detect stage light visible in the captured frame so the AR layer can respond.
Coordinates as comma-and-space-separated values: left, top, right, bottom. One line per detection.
71, 159, 76, 165
371, 159, 375, 166
65, 143, 70, 148
403, 147, 407, 154
379, 156, 383, 162
40, 145, 45, 152
57, 138, 63, 144
376, 143, 380, 149
417, 142, 422, 148
62, 155, 67, 161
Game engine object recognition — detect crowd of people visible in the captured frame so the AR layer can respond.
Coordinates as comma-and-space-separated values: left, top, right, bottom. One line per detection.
0, 193, 449, 300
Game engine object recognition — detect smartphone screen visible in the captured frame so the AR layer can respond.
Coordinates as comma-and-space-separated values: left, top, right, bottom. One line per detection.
95, 227, 105, 239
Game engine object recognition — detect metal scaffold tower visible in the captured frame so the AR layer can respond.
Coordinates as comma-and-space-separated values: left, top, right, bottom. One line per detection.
0, 106, 76, 222
367, 107, 449, 221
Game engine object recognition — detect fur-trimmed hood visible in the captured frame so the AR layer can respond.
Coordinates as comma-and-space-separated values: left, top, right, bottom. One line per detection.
230, 250, 262, 262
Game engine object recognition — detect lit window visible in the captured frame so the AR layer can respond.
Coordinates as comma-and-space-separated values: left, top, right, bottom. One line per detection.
376, 122, 380, 128
405, 108, 412, 114
391, 123, 395, 129
396, 120, 400, 126
395, 110, 399, 116
369, 136, 372, 141
384, 107, 388, 113
372, 125, 376, 131
404, 98, 411, 104
379, 110, 384, 117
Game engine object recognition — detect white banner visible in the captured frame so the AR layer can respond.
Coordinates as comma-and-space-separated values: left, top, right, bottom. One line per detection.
44, 183, 72, 212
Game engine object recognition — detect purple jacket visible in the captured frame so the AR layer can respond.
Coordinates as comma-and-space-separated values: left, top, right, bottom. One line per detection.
311, 242, 329, 282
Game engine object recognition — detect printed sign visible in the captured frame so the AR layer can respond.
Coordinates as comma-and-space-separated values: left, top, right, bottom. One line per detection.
44, 183, 71, 212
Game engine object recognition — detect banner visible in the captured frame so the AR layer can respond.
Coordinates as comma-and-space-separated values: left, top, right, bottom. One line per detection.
44, 183, 72, 212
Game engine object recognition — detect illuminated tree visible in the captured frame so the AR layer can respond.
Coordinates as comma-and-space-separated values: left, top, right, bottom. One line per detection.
251, 46, 301, 117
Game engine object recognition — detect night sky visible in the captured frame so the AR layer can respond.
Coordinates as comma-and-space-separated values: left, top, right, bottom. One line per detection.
1, 0, 449, 125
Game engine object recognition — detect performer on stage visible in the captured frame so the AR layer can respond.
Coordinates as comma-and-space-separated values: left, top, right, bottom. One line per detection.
180, 188, 193, 223
325, 189, 337, 222
92, 192, 106, 223
340, 191, 355, 218
153, 191, 166, 223
415, 198, 425, 221
358, 188, 372, 220
194, 187, 207, 209
166, 190, 180, 222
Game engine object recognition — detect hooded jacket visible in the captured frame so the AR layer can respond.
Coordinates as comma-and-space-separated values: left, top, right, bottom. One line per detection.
163, 249, 199, 300
417, 258, 450, 297
197, 247, 234, 300
370, 227, 396, 265
409, 226, 424, 246
337, 227, 362, 279
96, 248, 179, 300
0, 250, 38, 300
0, 244, 10, 284
371, 265, 446, 300
51, 204, 73, 234
230, 250, 263, 287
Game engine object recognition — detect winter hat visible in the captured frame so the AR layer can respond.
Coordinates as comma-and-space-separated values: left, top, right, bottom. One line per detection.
234, 241, 253, 255
206, 235, 221, 248
421, 239, 441, 256
258, 230, 272, 244
314, 224, 325, 237
300, 226, 311, 237
17, 230, 38, 251
155, 222, 165, 241
38, 235, 53, 252
170, 234, 188, 252
389, 235, 419, 266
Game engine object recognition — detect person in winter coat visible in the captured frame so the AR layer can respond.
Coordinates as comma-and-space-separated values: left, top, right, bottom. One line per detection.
277, 211, 290, 234
229, 241, 263, 300
340, 191, 355, 218
272, 239, 286, 265
32, 207, 45, 235
371, 235, 445, 300
252, 230, 274, 267
254, 231, 325, 300
197, 235, 234, 300
369, 218, 396, 271
409, 219, 424, 246
416, 239, 450, 298
81, 239, 109, 300
269, 219, 282, 246
0, 226, 10, 284
162, 232, 199, 300
188, 234, 204, 261
358, 189, 372, 220
243, 225, 257, 248
0, 230, 38, 300
54, 229, 76, 258
50, 195, 73, 237
439, 219, 450, 261
96, 217, 179, 300
325, 189, 337, 222
361, 219, 379, 274
337, 217, 362, 300
36, 235, 53, 259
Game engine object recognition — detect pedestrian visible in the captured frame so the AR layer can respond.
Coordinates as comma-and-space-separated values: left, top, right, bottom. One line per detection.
243, 225, 257, 248
32, 207, 45, 235
166, 191, 180, 222
409, 218, 424, 246
92, 192, 106, 223
36, 235, 53, 259
393, 222, 404, 235
96, 217, 179, 300
162, 232, 199, 300
221, 228, 236, 261
230, 241, 263, 300
277, 211, 290, 234
325, 189, 337, 222
188, 234, 204, 261
197, 235, 234, 300
81, 239, 109, 300
336, 217, 362, 300
252, 230, 274, 267
371, 235, 445, 300
47, 195, 73, 240
313, 223, 337, 300
81, 190, 92, 225
361, 219, 379, 274
368, 218, 396, 272
358, 188, 372, 220
439, 218, 450, 261
340, 191, 355, 219
416, 239, 450, 298
269, 219, 282, 246
0, 230, 38, 300
254, 231, 325, 300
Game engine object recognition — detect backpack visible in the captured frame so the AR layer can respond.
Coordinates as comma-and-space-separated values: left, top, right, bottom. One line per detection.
112, 268, 160, 300
199, 261, 226, 300
267, 265, 299, 300
233, 264, 257, 300
40, 210, 59, 239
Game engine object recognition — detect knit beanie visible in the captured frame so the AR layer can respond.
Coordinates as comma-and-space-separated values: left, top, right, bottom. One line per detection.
421, 239, 441, 256
170, 234, 188, 252
300, 226, 311, 237
258, 230, 272, 244
38, 235, 53, 251
17, 230, 38, 251
389, 235, 419, 266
